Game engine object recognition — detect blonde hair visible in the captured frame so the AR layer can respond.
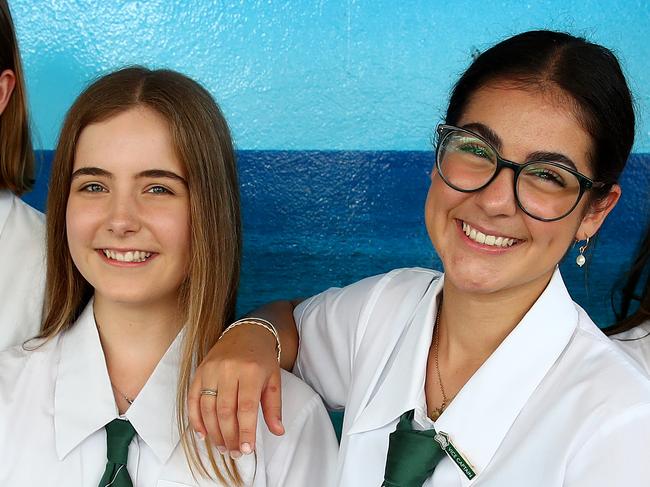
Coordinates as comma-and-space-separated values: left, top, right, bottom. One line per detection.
40, 67, 243, 483
0, 0, 34, 195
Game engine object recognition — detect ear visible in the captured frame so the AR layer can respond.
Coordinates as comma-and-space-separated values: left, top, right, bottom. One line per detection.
575, 184, 621, 240
0, 69, 16, 117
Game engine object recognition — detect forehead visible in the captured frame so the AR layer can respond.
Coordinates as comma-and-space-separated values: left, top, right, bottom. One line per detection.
73, 106, 184, 175
457, 82, 594, 174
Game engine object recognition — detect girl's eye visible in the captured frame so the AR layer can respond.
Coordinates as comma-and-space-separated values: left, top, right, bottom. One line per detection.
462, 144, 490, 158
527, 168, 567, 187
146, 185, 172, 195
82, 183, 105, 193
456, 140, 494, 160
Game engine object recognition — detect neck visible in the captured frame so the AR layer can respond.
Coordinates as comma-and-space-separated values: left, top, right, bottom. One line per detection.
438, 271, 554, 364
93, 294, 183, 412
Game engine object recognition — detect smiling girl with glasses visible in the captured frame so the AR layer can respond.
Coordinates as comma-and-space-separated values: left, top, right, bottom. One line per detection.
190, 31, 650, 486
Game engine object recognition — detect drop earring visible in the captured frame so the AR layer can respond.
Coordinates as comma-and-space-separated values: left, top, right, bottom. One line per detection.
576, 236, 590, 267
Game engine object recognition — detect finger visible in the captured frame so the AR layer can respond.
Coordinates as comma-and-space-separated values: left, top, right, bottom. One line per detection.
236, 374, 266, 454
261, 369, 285, 436
216, 380, 241, 457
188, 372, 208, 438
200, 391, 226, 454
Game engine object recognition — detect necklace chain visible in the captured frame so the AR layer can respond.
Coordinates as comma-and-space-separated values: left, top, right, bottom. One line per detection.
431, 302, 447, 421
111, 383, 134, 405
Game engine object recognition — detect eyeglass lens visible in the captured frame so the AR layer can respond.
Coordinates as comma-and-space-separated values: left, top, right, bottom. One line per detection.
437, 130, 582, 220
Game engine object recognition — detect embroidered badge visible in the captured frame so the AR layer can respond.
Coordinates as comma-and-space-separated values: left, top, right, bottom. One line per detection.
434, 432, 476, 480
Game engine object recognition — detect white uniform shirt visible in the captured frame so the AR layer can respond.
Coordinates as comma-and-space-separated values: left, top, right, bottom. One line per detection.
294, 267, 650, 486
610, 320, 650, 375
0, 301, 338, 487
0, 190, 45, 346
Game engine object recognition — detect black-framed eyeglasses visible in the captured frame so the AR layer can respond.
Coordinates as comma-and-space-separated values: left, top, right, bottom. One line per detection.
434, 124, 606, 222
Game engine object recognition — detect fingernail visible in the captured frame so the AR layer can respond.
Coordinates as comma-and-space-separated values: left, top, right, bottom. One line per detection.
241, 442, 252, 454
216, 446, 227, 454
194, 431, 205, 441
229, 450, 242, 459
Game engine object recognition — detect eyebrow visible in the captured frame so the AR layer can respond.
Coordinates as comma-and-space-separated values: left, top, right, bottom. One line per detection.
461, 122, 503, 151
527, 151, 577, 171
460, 122, 578, 171
71, 166, 187, 184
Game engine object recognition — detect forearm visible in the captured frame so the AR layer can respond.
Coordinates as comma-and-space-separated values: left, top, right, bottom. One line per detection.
245, 299, 302, 371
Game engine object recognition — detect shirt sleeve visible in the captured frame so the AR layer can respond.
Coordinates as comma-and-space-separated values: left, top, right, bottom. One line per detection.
263, 376, 339, 487
564, 404, 650, 486
292, 273, 386, 410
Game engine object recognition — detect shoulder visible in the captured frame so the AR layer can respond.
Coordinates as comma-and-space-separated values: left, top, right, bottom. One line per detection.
562, 309, 650, 411
0, 337, 57, 399
298, 267, 441, 311
258, 370, 337, 458
608, 320, 650, 376
277, 369, 329, 423
1, 194, 45, 252
8, 195, 44, 232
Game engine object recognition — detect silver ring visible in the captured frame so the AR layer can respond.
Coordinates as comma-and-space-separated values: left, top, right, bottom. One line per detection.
200, 389, 218, 397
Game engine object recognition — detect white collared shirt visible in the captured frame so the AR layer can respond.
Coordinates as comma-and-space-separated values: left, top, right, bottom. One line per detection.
610, 320, 650, 376
0, 300, 338, 487
294, 267, 650, 486
0, 190, 45, 347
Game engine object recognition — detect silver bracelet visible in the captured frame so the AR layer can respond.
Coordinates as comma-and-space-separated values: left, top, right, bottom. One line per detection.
219, 318, 281, 364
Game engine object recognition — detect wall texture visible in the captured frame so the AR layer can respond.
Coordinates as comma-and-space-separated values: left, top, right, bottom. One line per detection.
13, 1, 650, 326
11, 0, 650, 151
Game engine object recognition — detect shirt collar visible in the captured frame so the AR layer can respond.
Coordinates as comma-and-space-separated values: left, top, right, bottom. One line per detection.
347, 268, 578, 483
55, 298, 183, 463
0, 190, 14, 237
347, 274, 442, 434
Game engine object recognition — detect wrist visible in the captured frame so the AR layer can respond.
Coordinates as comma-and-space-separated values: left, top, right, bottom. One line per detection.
219, 318, 282, 363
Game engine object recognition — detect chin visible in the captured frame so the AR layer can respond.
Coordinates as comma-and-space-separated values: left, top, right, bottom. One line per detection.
443, 264, 508, 295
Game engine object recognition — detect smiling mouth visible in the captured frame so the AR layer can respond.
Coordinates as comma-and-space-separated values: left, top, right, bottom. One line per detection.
101, 249, 153, 263
461, 221, 519, 248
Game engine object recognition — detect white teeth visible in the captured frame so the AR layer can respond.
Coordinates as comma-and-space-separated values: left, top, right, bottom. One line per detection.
462, 222, 517, 248
102, 250, 152, 263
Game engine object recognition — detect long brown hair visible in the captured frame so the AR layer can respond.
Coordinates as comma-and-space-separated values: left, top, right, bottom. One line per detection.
0, 0, 33, 195
41, 67, 243, 483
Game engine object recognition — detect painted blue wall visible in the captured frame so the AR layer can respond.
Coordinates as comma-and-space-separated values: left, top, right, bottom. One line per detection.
10, 0, 650, 151
12, 1, 649, 327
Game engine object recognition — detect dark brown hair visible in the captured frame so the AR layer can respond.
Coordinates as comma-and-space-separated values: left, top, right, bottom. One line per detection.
0, 0, 33, 195
446, 30, 634, 202
605, 225, 650, 335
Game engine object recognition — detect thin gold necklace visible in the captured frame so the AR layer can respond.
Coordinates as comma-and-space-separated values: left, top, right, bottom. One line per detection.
111, 383, 134, 405
430, 303, 447, 421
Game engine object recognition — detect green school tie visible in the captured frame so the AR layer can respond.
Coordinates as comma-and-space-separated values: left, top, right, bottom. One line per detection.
98, 418, 137, 487
382, 410, 446, 487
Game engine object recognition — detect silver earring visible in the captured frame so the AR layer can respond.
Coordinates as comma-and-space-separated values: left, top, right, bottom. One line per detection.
576, 236, 590, 267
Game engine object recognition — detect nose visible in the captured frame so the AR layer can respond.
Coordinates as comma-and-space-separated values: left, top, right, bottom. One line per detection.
106, 192, 141, 237
473, 167, 518, 217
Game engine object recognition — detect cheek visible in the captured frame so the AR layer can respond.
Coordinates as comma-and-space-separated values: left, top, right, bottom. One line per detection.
65, 196, 110, 267
65, 199, 92, 255
154, 206, 191, 261
425, 176, 466, 225
527, 217, 581, 252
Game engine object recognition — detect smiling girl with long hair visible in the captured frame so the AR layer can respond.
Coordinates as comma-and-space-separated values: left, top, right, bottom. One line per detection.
0, 67, 337, 487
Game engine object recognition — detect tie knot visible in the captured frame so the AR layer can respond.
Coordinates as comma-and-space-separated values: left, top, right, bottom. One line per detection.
382, 411, 446, 487
105, 419, 137, 465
